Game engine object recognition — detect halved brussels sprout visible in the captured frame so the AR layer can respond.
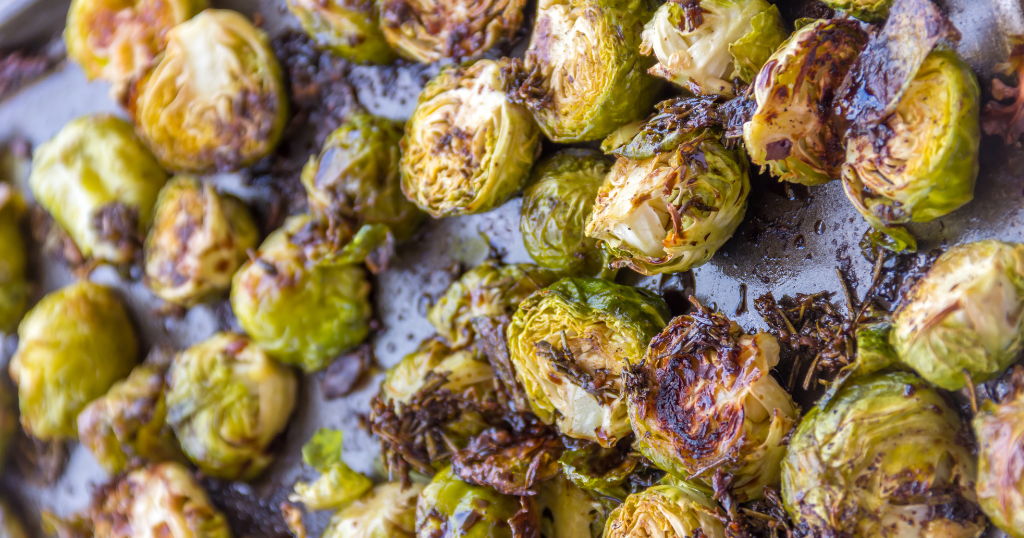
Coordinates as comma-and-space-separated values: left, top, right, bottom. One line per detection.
322, 482, 423, 538
230, 215, 374, 372
625, 305, 797, 501
428, 261, 558, 349
0, 184, 28, 332
144, 176, 259, 307
0, 500, 29, 538
537, 474, 608, 538
520, 149, 615, 277
77, 349, 182, 475
743, 19, 869, 185
416, 466, 521, 538
822, 0, 891, 22
639, 0, 788, 95
974, 375, 1024, 538
378, 0, 525, 63
891, 240, 1024, 391
65, 0, 205, 94
30, 114, 169, 264
290, 428, 373, 511
507, 277, 670, 446
301, 113, 424, 240
165, 332, 297, 481
9, 281, 138, 441
400, 59, 539, 218
604, 482, 727, 538
841, 48, 980, 233
131, 9, 288, 173
782, 372, 985, 538
287, 0, 396, 64
558, 441, 648, 502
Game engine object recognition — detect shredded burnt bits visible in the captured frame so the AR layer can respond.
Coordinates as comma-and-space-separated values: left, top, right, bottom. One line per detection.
502, 59, 551, 113
450, 427, 563, 495
92, 202, 144, 263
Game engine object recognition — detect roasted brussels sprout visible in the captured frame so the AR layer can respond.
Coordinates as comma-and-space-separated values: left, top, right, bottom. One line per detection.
400, 59, 540, 218
0, 500, 29, 538
520, 149, 614, 277
507, 278, 670, 446
558, 441, 648, 502
379, 338, 494, 406
822, 0, 891, 21
287, 0, 396, 64
321, 482, 423, 538
144, 176, 259, 307
301, 113, 424, 240
604, 482, 727, 538
289, 428, 373, 511
30, 114, 169, 264
65, 0, 205, 94
165, 332, 297, 481
379, 0, 525, 63
841, 48, 980, 234
537, 474, 608, 538
416, 466, 521, 538
744, 19, 869, 185
782, 372, 985, 538
230, 215, 374, 372
9, 281, 138, 441
973, 372, 1024, 538
891, 240, 1024, 391
132, 9, 288, 173
625, 304, 797, 501
0, 184, 27, 333
639, 0, 788, 95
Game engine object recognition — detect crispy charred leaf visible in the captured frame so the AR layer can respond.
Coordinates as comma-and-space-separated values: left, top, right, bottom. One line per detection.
471, 316, 529, 412
509, 496, 541, 538
321, 344, 378, 399
450, 427, 563, 496
983, 35, 1024, 144
558, 436, 665, 505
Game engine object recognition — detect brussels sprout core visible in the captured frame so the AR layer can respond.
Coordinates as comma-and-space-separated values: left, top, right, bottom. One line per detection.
604, 482, 727, 538
287, 0, 397, 64
379, 0, 525, 63
974, 371, 1024, 538
322, 482, 423, 538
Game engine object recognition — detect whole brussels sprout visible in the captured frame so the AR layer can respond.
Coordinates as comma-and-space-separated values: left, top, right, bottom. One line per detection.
973, 374, 1024, 538
841, 48, 980, 234
0, 500, 29, 538
744, 19, 869, 185
0, 184, 28, 332
131, 9, 288, 173
400, 59, 540, 218
301, 113, 424, 240
822, 0, 891, 21
65, 0, 205, 94
165, 332, 297, 481
782, 372, 985, 538
378, 0, 525, 63
10, 281, 138, 440
144, 176, 259, 307
520, 150, 615, 277
290, 428, 373, 511
537, 474, 608, 538
604, 482, 727, 538
639, 0, 788, 95
625, 305, 797, 501
286, 0, 396, 64
30, 114, 169, 264
231, 215, 373, 372
507, 278, 670, 446
321, 482, 423, 538
890, 240, 1024, 391
416, 466, 522, 538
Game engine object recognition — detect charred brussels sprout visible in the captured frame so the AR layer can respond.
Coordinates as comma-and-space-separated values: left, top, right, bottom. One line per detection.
30, 114, 169, 264
379, 0, 525, 63
744, 19, 869, 185
604, 482, 726, 538
416, 466, 521, 538
322, 482, 422, 538
9, 281, 138, 441
891, 240, 1024, 391
822, 0, 891, 21
0, 184, 27, 333
520, 150, 615, 277
640, 0, 788, 95
132, 9, 287, 173
165, 332, 297, 481
400, 59, 539, 218
841, 48, 980, 233
0, 500, 29, 538
625, 305, 797, 500
302, 113, 424, 239
290, 428, 373, 511
537, 474, 608, 538
287, 0, 396, 64
973, 373, 1024, 538
782, 372, 985, 538
144, 176, 258, 307
507, 278, 670, 446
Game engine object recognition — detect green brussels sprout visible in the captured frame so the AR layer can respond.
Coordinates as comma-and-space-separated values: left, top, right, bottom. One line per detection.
841, 48, 980, 233
428, 261, 558, 349
30, 114, 169, 264
0, 184, 28, 333
322, 482, 423, 538
286, 0, 396, 64
289, 428, 373, 511
782, 372, 985, 538
131, 9, 288, 173
639, 0, 788, 95
973, 375, 1024, 538
165, 332, 298, 481
625, 305, 798, 501
0, 500, 29, 538
415, 466, 522, 538
9, 281, 138, 441
143, 176, 259, 307
822, 0, 891, 21
890, 240, 1024, 391
558, 442, 644, 502
301, 113, 424, 240
604, 482, 727, 538
744, 19, 869, 185
507, 277, 670, 446
65, 0, 205, 94
520, 149, 615, 277
400, 59, 540, 218
537, 474, 608, 538
230, 215, 374, 372
378, 0, 526, 63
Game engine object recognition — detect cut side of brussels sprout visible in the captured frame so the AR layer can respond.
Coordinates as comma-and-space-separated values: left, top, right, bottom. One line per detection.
400, 59, 539, 218
379, 0, 526, 63
321, 482, 422, 538
974, 369, 1024, 538
0, 184, 28, 333
132, 9, 288, 173
287, 0, 396, 64
604, 482, 727, 538
415, 466, 522, 538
